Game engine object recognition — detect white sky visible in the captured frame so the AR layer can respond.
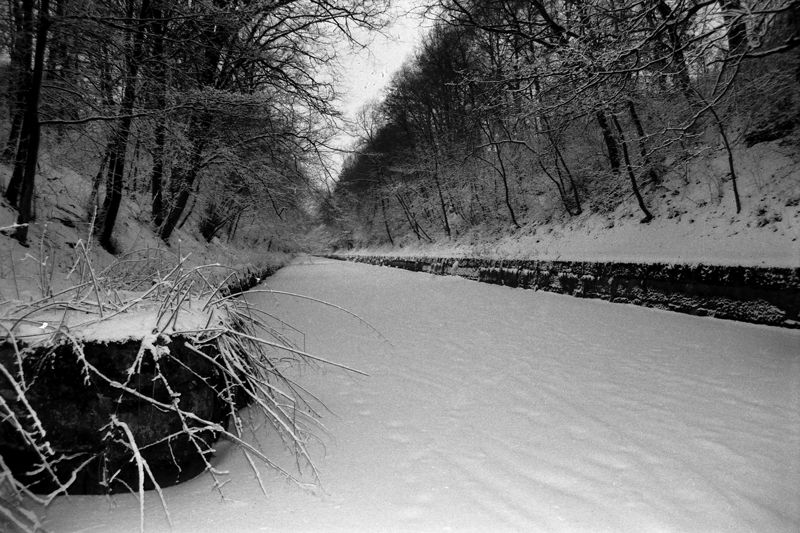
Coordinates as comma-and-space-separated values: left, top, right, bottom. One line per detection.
337, 1, 429, 122
322, 1, 431, 181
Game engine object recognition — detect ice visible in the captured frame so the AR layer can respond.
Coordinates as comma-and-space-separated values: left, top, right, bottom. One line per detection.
41, 257, 800, 532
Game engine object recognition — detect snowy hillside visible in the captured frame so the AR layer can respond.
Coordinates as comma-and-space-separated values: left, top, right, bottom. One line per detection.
338, 141, 800, 269
0, 161, 291, 301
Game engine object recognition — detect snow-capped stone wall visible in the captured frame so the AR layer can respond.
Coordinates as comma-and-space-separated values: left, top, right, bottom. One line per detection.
326, 255, 799, 328
0, 335, 229, 495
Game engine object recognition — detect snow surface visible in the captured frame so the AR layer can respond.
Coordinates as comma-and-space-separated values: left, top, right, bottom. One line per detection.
40, 257, 800, 532
0, 299, 213, 345
345, 209, 800, 268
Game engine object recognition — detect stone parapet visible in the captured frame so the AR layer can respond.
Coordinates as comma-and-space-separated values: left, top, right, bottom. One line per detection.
325, 255, 800, 328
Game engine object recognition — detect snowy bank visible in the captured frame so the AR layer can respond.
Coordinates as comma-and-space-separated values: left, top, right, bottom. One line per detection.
327, 254, 800, 328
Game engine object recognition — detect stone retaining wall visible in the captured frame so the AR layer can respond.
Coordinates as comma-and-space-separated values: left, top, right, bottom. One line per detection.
220, 264, 281, 296
0, 264, 284, 495
325, 255, 800, 329
0, 335, 229, 494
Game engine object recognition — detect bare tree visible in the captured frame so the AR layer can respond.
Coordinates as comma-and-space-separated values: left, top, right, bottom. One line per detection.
4, 0, 51, 245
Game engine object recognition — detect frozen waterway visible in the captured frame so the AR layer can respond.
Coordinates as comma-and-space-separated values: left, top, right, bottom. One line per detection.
42, 257, 800, 532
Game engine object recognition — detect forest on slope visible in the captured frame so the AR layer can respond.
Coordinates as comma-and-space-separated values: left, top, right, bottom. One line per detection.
324, 0, 800, 263
1, 0, 389, 254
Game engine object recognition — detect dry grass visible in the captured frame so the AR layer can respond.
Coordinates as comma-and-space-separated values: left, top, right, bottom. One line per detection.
0, 237, 352, 533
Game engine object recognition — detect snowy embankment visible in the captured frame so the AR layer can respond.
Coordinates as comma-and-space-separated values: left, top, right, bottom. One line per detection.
327, 254, 800, 328
339, 206, 799, 269
41, 257, 800, 533
337, 140, 800, 270
327, 178, 800, 328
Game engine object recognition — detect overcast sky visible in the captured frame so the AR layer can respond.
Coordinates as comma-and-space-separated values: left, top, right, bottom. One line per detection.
320, 1, 431, 182
337, 2, 429, 121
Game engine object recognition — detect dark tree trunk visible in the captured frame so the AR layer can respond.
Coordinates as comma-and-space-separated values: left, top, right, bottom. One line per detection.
496, 146, 520, 228
560, 156, 582, 216
160, 143, 205, 240
149, 4, 167, 229
11, 0, 51, 245
627, 99, 658, 183
539, 160, 572, 215
158, 9, 232, 242
45, 0, 68, 76
551, 134, 582, 215
611, 114, 653, 223
706, 105, 742, 213
539, 112, 582, 215
2, 0, 33, 164
719, 0, 748, 56
595, 110, 621, 173
481, 121, 520, 228
396, 192, 428, 241
7, 110, 31, 207
4, 0, 34, 189
160, 168, 193, 241
432, 166, 451, 237
177, 181, 200, 231
97, 0, 151, 251
150, 120, 167, 228
656, 0, 695, 103
89, 147, 110, 215
380, 197, 394, 245
227, 210, 241, 242
2, 102, 26, 164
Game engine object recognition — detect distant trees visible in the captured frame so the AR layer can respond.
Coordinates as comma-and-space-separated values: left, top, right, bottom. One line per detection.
328, 0, 800, 247
1, 0, 389, 249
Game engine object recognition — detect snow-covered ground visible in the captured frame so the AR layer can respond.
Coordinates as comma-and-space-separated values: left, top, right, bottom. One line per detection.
40, 257, 800, 532
339, 142, 800, 269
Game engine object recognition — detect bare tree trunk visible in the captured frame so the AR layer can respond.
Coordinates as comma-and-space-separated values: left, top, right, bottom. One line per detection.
161, 167, 194, 240
481, 121, 520, 228
96, 0, 151, 251
428, 151, 451, 237
2, 0, 32, 164
89, 146, 110, 212
227, 210, 241, 242
380, 196, 394, 245
4, 0, 35, 194
176, 183, 199, 231
44, 0, 75, 126
45, 0, 68, 77
627, 99, 658, 183
706, 104, 742, 213
595, 110, 621, 173
656, 0, 695, 103
148, 3, 167, 229
432, 170, 451, 237
719, 0, 748, 56
396, 192, 429, 241
539, 160, 572, 215
150, 119, 167, 228
611, 114, 653, 223
159, 6, 231, 242
551, 136, 582, 215
494, 141, 520, 228
11, 0, 51, 245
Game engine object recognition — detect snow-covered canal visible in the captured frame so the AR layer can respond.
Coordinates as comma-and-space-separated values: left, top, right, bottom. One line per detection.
44, 257, 800, 533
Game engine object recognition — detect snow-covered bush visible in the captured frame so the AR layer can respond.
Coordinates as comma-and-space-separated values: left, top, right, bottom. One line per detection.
0, 245, 347, 533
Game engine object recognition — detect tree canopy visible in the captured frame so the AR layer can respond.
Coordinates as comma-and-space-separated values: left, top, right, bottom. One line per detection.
326, 0, 800, 247
2, 0, 389, 249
